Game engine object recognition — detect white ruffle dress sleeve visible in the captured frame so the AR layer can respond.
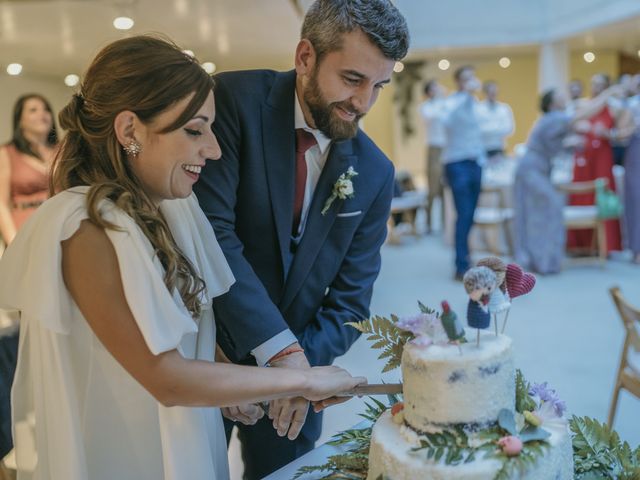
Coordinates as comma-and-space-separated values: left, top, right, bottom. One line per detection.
0, 186, 234, 480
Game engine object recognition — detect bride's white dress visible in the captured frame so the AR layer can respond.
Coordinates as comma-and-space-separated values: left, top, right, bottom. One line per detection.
0, 186, 235, 480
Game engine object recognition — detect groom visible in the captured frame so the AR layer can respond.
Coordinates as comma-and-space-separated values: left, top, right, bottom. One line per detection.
194, 1, 409, 478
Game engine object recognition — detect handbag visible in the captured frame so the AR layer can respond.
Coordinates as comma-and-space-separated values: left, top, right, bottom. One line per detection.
595, 177, 623, 220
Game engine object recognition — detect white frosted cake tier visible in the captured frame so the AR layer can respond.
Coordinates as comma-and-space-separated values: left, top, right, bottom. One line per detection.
402, 333, 515, 429
367, 411, 573, 480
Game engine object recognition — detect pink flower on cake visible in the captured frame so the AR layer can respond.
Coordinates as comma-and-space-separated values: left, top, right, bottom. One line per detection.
396, 312, 447, 346
498, 435, 523, 456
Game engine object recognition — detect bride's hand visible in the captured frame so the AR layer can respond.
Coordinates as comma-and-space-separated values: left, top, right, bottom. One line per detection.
302, 366, 367, 402
221, 403, 264, 425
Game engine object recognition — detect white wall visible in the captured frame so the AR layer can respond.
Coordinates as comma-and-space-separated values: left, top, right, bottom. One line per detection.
0, 74, 72, 143
396, 0, 640, 51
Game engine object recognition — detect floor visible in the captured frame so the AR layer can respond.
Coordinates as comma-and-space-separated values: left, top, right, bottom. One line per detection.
229, 208, 640, 479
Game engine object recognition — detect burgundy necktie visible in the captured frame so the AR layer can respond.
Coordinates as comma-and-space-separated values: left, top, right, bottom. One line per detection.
292, 129, 317, 235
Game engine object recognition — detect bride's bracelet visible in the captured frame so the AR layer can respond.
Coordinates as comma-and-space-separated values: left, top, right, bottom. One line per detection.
267, 345, 305, 365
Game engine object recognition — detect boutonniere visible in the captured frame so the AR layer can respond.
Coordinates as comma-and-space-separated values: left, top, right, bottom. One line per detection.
321, 166, 358, 215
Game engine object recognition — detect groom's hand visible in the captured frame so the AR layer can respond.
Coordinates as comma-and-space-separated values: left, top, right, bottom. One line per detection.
268, 348, 311, 440
221, 403, 264, 425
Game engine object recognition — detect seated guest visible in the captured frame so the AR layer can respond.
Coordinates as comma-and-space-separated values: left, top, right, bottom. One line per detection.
0, 35, 365, 480
514, 84, 621, 274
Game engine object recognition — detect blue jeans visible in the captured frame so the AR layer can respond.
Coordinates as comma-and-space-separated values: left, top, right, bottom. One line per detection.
445, 159, 482, 274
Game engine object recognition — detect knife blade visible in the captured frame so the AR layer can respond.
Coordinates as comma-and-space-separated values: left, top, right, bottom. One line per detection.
339, 383, 403, 397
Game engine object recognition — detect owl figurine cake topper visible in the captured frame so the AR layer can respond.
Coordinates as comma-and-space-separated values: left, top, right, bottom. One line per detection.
477, 257, 511, 335
463, 266, 497, 347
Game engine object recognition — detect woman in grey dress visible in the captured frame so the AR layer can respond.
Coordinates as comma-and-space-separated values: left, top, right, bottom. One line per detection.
514, 86, 620, 273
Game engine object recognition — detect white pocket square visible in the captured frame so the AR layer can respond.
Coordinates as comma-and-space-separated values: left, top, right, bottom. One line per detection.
336, 210, 362, 218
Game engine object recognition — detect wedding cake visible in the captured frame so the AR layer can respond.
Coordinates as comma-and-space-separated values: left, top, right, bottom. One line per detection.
364, 260, 573, 480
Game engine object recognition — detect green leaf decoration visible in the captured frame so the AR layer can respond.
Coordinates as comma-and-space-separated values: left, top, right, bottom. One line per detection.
346, 315, 413, 373
418, 300, 437, 315
570, 415, 640, 479
519, 425, 551, 443
515, 369, 537, 414
498, 409, 517, 436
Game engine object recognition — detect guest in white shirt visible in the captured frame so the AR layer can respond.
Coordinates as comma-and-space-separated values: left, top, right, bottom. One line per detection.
477, 80, 515, 159
419, 79, 447, 233
441, 65, 484, 280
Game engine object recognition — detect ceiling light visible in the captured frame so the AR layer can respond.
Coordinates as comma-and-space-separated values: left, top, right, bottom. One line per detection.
64, 74, 79, 87
499, 57, 511, 68
183, 49, 195, 58
438, 59, 450, 71
7, 63, 22, 75
113, 16, 134, 30
202, 62, 216, 74
583, 51, 595, 63
393, 61, 404, 73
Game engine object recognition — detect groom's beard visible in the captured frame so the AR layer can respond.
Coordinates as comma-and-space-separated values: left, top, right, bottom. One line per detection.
304, 71, 364, 141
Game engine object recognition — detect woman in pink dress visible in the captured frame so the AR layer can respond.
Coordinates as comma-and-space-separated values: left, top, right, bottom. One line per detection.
0, 94, 58, 245
567, 73, 623, 253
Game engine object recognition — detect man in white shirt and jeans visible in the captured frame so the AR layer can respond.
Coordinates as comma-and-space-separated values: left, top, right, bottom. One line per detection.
419, 79, 447, 233
441, 65, 484, 280
477, 80, 515, 159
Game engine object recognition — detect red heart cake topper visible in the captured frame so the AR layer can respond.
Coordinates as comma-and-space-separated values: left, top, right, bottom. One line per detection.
505, 263, 536, 299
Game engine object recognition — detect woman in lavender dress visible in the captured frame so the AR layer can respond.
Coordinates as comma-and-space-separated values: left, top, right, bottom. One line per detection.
624, 89, 640, 264
514, 87, 620, 273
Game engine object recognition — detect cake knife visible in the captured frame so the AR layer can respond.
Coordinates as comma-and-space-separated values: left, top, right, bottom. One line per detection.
339, 383, 403, 396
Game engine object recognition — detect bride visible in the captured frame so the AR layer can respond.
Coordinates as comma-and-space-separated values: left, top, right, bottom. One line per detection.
0, 35, 365, 480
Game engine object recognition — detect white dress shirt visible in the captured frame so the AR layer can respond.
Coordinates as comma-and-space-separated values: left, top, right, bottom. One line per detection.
250, 91, 333, 366
476, 100, 515, 152
419, 98, 447, 148
441, 92, 485, 164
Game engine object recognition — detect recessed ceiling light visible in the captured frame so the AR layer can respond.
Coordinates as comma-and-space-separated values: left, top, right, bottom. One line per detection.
202, 62, 216, 74
393, 61, 404, 73
583, 51, 595, 63
499, 57, 511, 68
113, 16, 134, 30
7, 63, 22, 75
64, 74, 80, 87
438, 59, 450, 71
182, 49, 195, 58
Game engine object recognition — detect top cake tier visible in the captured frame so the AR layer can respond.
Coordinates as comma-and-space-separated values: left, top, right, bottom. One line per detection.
402, 332, 515, 430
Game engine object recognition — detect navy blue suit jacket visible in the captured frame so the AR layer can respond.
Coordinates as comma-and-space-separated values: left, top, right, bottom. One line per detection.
194, 69, 393, 439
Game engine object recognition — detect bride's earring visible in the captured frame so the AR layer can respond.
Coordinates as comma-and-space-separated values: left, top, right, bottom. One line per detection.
123, 139, 142, 157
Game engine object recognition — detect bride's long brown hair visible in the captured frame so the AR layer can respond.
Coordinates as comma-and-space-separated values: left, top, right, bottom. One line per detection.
52, 35, 213, 317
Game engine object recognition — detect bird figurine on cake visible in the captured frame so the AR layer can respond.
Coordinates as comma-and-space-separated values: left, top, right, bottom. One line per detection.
463, 266, 497, 346
440, 300, 466, 353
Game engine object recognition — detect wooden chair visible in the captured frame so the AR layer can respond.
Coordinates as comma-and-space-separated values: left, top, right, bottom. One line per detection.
387, 190, 426, 245
607, 286, 640, 428
557, 180, 607, 266
472, 185, 514, 255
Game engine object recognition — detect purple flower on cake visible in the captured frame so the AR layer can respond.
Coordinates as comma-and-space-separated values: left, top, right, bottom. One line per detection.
529, 382, 566, 417
396, 312, 447, 345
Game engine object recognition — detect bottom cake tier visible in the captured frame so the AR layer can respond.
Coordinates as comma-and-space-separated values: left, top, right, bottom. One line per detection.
367, 411, 573, 480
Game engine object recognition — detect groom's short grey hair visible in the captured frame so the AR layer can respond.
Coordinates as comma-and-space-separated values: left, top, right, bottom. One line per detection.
301, 0, 409, 62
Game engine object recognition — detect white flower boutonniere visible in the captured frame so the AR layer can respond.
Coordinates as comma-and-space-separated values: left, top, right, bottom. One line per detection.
321, 166, 358, 215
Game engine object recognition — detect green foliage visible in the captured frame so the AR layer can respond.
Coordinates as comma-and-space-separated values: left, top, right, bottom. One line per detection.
515, 369, 537, 413
570, 416, 640, 479
490, 441, 548, 480
411, 425, 477, 466
293, 397, 391, 480
347, 314, 413, 372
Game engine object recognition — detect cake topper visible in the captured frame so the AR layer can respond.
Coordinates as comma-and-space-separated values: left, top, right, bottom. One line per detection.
463, 266, 497, 346
477, 257, 511, 336
501, 263, 536, 333
440, 300, 466, 353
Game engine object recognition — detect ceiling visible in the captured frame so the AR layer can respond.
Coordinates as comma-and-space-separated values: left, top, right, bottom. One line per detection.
1, 0, 640, 84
